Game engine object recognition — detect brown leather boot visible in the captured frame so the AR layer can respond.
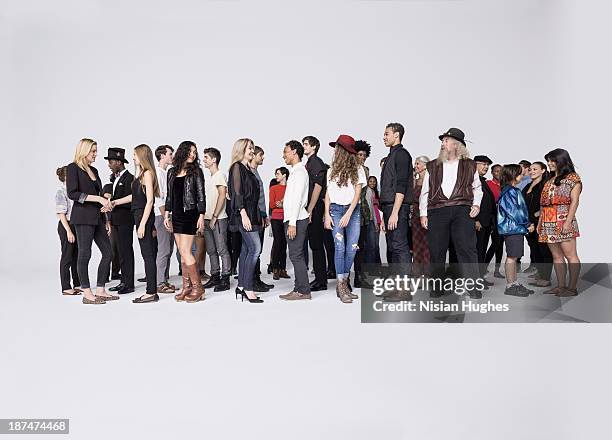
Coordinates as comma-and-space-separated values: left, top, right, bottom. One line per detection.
185, 263, 205, 303
279, 269, 290, 279
273, 269, 280, 280
175, 263, 192, 302
337, 279, 352, 303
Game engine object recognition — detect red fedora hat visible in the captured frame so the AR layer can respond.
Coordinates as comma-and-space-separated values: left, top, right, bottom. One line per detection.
329, 134, 357, 154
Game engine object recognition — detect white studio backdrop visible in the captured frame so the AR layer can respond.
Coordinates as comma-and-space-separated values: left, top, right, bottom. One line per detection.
0, 0, 608, 281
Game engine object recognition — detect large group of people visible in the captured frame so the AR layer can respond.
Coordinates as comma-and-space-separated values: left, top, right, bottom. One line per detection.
55, 123, 583, 305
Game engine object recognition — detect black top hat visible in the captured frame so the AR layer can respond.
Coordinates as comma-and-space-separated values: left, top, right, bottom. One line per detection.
104, 147, 128, 164
473, 155, 493, 165
438, 127, 466, 146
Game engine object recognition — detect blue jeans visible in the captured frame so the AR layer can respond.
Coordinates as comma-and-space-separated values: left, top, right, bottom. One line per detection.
329, 203, 361, 280
364, 220, 381, 264
238, 226, 261, 291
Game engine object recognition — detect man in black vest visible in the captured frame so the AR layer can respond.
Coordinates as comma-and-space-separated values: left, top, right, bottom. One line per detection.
379, 122, 413, 301
419, 128, 483, 299
105, 147, 135, 295
473, 155, 496, 288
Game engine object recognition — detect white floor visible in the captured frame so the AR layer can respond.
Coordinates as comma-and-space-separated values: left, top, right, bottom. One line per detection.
1, 267, 609, 440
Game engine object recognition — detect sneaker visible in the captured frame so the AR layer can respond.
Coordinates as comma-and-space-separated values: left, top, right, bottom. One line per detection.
517, 284, 535, 295
279, 291, 312, 301
504, 285, 529, 297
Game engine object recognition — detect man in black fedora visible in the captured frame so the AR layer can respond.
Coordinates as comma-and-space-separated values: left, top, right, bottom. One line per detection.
419, 128, 483, 299
105, 147, 135, 295
473, 155, 496, 288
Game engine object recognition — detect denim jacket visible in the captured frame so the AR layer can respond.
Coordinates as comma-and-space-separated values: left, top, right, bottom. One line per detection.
497, 185, 530, 236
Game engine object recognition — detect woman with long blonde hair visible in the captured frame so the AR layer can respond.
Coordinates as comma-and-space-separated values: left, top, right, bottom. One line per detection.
66, 138, 116, 304
227, 138, 264, 303
112, 144, 161, 303
324, 135, 366, 304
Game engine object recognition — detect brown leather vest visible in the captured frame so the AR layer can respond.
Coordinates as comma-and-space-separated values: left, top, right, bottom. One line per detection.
426, 158, 476, 211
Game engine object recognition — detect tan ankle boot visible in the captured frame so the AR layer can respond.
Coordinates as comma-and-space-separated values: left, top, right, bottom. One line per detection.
175, 263, 192, 301
273, 268, 280, 280
337, 279, 352, 303
185, 263, 205, 303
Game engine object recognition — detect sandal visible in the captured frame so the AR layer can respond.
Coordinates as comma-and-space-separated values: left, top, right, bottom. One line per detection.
133, 293, 160, 303
543, 287, 565, 295
557, 288, 578, 297
62, 289, 82, 296
83, 297, 106, 304
157, 283, 175, 294
528, 279, 551, 287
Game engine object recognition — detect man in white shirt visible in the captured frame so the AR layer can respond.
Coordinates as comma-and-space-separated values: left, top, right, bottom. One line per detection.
279, 140, 311, 300
202, 147, 231, 292
154, 145, 176, 293
419, 128, 483, 299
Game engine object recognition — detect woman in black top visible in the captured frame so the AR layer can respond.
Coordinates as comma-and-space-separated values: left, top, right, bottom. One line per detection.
164, 141, 207, 303
66, 138, 116, 305
522, 161, 553, 287
113, 144, 160, 303
228, 138, 263, 303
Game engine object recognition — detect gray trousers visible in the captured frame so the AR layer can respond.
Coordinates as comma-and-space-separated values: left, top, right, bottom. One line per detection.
204, 217, 231, 276
154, 215, 174, 283
285, 218, 310, 294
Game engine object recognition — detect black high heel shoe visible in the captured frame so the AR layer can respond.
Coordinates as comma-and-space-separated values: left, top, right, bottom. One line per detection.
241, 290, 263, 303
235, 287, 244, 300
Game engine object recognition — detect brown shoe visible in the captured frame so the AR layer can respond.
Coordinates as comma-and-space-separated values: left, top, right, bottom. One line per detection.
543, 286, 565, 295
83, 296, 105, 304
185, 263, 206, 303
273, 269, 280, 280
175, 263, 192, 301
337, 279, 353, 303
279, 291, 312, 300
556, 287, 578, 297
528, 279, 551, 287
279, 269, 291, 279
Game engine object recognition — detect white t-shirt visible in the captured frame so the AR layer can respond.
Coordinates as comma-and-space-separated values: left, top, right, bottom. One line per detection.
154, 166, 168, 217
327, 166, 367, 205
205, 170, 228, 220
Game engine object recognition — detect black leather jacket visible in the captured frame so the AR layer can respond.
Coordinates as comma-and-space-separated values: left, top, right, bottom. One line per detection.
165, 166, 206, 214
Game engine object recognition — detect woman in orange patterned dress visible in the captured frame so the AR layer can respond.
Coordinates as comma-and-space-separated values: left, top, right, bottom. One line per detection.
537, 148, 582, 296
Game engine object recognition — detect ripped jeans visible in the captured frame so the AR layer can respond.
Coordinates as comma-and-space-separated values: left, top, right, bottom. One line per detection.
329, 203, 361, 280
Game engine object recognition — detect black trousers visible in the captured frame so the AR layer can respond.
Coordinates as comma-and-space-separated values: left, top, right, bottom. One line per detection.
74, 222, 112, 289
427, 205, 479, 283
255, 227, 265, 277
270, 219, 287, 270
323, 228, 335, 273
58, 221, 80, 290
228, 229, 242, 272
133, 210, 158, 294
113, 223, 135, 288
382, 204, 412, 274
353, 224, 367, 277
526, 230, 553, 281
110, 226, 121, 277
308, 201, 327, 284
475, 224, 492, 276
485, 228, 504, 266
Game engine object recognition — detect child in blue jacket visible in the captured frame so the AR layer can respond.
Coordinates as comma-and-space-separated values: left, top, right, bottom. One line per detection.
498, 164, 534, 297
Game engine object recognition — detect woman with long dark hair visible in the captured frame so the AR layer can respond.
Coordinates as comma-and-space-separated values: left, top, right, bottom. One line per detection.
228, 138, 264, 303
324, 135, 366, 304
66, 138, 116, 304
538, 148, 582, 296
164, 141, 207, 303
522, 161, 553, 288
112, 144, 161, 303
269, 167, 290, 280
365, 175, 382, 265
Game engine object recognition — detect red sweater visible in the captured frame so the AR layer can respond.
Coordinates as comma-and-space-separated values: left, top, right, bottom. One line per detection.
269, 184, 286, 220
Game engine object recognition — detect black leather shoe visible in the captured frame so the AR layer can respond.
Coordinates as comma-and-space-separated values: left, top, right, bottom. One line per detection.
326, 270, 336, 280
482, 279, 494, 287
109, 283, 125, 292
309, 282, 328, 292
353, 276, 362, 288
253, 282, 270, 293
137, 277, 147, 283
111, 274, 121, 281
118, 286, 135, 295
203, 274, 220, 289
256, 279, 274, 289
214, 275, 230, 292
468, 290, 483, 299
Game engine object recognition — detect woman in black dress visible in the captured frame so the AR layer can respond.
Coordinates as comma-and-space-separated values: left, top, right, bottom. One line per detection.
164, 141, 207, 303
228, 138, 264, 303
112, 144, 160, 303
522, 161, 553, 287
66, 138, 116, 304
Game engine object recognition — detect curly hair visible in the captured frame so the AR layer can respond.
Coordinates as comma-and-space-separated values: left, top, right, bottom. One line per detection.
329, 147, 360, 188
172, 140, 200, 176
354, 140, 371, 157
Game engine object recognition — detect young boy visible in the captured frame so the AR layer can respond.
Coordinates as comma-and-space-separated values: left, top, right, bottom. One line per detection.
497, 164, 534, 297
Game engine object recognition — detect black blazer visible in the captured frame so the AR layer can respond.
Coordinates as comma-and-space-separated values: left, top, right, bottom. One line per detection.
522, 179, 545, 225
109, 170, 134, 226
66, 163, 105, 226
476, 175, 496, 227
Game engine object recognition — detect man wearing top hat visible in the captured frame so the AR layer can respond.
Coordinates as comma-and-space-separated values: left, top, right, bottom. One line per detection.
473, 154, 496, 288
105, 147, 135, 295
419, 128, 483, 299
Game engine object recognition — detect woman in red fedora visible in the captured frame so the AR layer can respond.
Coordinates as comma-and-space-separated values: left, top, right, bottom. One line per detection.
324, 135, 367, 304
